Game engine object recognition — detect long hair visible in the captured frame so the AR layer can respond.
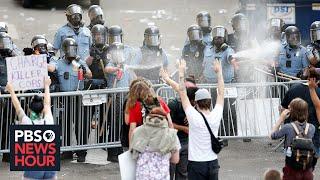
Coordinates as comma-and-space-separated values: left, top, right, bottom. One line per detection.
289, 98, 308, 123
126, 81, 153, 113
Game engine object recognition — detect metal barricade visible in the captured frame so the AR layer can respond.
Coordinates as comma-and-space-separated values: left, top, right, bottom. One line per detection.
0, 83, 168, 154
156, 81, 304, 139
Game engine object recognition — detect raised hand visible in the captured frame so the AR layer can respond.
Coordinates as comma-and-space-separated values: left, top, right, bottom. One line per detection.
213, 59, 222, 73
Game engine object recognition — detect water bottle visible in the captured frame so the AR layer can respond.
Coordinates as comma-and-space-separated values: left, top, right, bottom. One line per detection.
286, 147, 292, 157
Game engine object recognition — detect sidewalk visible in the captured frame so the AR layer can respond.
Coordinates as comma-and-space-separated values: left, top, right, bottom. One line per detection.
1, 139, 319, 180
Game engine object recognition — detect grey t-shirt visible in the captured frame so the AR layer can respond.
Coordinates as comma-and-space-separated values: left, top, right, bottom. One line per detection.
271, 121, 315, 148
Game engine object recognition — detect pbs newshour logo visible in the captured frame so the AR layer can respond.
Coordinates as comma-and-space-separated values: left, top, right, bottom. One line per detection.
10, 125, 61, 171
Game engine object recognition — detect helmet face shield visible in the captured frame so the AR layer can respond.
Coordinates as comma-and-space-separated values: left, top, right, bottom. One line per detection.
188, 29, 202, 42
144, 34, 160, 47
93, 33, 106, 46
212, 27, 226, 38
89, 7, 103, 21
108, 35, 122, 44
197, 16, 210, 28
311, 29, 320, 42
287, 33, 301, 46
35, 44, 47, 54
0, 37, 13, 50
69, 13, 82, 27
65, 45, 77, 58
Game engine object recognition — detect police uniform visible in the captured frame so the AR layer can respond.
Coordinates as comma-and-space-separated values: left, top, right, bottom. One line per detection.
202, 46, 235, 83
277, 43, 309, 77
134, 46, 169, 84
49, 57, 90, 158
53, 24, 92, 61
88, 45, 108, 89
182, 42, 205, 81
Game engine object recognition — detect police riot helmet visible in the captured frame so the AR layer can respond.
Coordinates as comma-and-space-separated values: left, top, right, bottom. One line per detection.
0, 22, 8, 33
65, 4, 83, 28
285, 26, 301, 47
267, 18, 285, 40
144, 26, 160, 47
231, 13, 248, 33
0, 32, 13, 51
62, 38, 78, 59
108, 25, 123, 44
31, 35, 48, 54
108, 42, 125, 64
310, 21, 320, 43
196, 11, 211, 33
187, 24, 203, 43
212, 26, 228, 47
88, 5, 105, 26
91, 24, 107, 46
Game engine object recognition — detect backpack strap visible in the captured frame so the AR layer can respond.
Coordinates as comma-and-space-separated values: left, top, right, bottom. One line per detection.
291, 122, 301, 136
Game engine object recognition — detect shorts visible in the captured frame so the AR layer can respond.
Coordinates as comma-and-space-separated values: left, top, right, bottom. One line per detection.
24, 171, 56, 179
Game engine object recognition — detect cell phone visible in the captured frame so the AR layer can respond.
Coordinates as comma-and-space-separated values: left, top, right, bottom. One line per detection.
64, 72, 69, 80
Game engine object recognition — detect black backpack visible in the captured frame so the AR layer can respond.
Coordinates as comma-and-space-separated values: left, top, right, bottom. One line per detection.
287, 122, 315, 170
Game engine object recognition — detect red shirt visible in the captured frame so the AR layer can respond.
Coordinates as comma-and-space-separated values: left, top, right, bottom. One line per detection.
128, 98, 170, 126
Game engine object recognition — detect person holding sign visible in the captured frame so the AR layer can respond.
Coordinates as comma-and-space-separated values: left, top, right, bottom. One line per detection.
6, 77, 57, 179
48, 37, 92, 162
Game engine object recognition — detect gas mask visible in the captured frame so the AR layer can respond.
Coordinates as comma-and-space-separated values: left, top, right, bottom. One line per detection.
68, 14, 82, 28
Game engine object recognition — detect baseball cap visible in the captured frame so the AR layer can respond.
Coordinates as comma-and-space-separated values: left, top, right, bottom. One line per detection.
195, 89, 211, 101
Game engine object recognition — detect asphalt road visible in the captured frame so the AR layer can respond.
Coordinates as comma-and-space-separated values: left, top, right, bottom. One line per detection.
0, 0, 319, 179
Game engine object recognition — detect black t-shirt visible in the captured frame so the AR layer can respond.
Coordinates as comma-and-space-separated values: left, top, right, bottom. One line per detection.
121, 98, 130, 148
168, 98, 188, 143
281, 83, 320, 146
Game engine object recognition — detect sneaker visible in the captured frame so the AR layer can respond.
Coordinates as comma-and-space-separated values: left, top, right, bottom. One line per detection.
1, 153, 10, 163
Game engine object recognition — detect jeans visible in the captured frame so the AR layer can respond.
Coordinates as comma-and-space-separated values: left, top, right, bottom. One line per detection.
188, 159, 220, 180
170, 141, 188, 180
24, 171, 56, 179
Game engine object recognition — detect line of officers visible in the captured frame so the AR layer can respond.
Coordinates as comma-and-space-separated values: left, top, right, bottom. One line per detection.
1, 4, 320, 92
1, 4, 320, 161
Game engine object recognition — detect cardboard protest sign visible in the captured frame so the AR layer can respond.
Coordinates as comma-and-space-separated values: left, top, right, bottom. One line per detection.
6, 55, 48, 91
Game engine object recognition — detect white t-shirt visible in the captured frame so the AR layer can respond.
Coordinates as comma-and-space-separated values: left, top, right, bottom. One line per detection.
18, 109, 54, 125
185, 104, 223, 162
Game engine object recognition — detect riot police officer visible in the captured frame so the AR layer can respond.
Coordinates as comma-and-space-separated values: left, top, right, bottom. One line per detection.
48, 38, 92, 162
203, 26, 237, 83
228, 13, 250, 52
307, 21, 320, 68
203, 26, 238, 137
267, 18, 285, 42
30, 35, 59, 92
276, 26, 309, 77
87, 24, 108, 89
104, 42, 137, 162
135, 26, 168, 84
107, 25, 137, 62
87, 5, 107, 30
182, 24, 205, 82
53, 4, 92, 61
196, 11, 212, 46
0, 22, 21, 56
0, 32, 16, 162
